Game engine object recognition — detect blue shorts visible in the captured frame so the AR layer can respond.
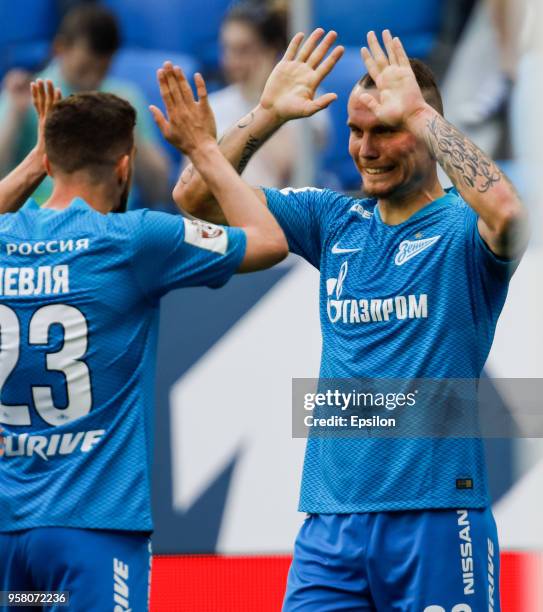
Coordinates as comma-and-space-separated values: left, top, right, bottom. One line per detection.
283, 508, 500, 611
0, 527, 151, 612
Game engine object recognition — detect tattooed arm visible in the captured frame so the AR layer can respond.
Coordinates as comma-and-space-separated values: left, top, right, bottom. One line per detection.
407, 109, 527, 258
173, 29, 344, 225
174, 107, 279, 224
359, 30, 527, 258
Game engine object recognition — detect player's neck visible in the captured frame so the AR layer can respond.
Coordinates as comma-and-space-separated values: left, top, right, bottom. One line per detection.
377, 179, 445, 226
44, 180, 115, 215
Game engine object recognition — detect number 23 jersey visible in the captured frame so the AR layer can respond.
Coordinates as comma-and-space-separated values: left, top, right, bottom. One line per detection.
0, 199, 246, 532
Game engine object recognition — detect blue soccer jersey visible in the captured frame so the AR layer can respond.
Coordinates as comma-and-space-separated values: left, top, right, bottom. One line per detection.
0, 199, 246, 532
264, 186, 517, 513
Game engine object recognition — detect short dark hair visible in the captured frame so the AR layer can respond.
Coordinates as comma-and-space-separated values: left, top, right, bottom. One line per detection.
358, 58, 444, 115
223, 2, 287, 53
45, 92, 136, 176
56, 5, 120, 56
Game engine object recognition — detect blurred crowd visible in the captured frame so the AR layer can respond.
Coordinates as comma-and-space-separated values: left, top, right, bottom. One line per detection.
0, 0, 539, 219
0, 5, 169, 208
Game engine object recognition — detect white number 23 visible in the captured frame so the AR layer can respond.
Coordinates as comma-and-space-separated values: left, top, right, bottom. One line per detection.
0, 304, 92, 426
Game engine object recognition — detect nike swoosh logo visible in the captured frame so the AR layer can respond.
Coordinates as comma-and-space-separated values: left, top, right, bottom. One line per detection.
331, 243, 362, 255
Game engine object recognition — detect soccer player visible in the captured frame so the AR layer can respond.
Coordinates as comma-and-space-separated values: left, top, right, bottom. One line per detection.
176, 30, 528, 611
0, 67, 286, 610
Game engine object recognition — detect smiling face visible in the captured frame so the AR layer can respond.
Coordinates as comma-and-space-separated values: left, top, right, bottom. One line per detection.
347, 87, 436, 201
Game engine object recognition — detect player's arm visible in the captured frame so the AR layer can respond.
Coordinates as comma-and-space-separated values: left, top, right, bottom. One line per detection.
172, 29, 344, 225
359, 30, 528, 259
150, 63, 287, 271
0, 80, 61, 213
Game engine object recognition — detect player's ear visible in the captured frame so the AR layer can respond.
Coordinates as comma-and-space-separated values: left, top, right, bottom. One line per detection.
43, 154, 53, 177
116, 154, 131, 184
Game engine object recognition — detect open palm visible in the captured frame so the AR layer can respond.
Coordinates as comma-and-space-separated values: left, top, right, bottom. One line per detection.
31, 79, 62, 155
260, 29, 344, 121
357, 30, 428, 127
150, 62, 216, 154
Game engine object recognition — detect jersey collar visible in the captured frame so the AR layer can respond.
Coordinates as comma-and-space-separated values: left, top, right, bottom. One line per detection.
373, 187, 459, 229
21, 197, 90, 212
22, 198, 40, 210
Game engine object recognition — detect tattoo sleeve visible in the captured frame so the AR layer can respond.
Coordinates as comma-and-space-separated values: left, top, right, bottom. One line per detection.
425, 114, 505, 193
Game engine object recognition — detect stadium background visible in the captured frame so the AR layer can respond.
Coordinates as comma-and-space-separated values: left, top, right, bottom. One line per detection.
1, 0, 541, 609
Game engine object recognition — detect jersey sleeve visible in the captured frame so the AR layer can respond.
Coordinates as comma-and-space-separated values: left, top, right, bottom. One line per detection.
130, 210, 246, 297
262, 187, 339, 268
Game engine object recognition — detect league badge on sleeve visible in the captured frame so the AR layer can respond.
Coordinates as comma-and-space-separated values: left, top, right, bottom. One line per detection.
183, 218, 228, 255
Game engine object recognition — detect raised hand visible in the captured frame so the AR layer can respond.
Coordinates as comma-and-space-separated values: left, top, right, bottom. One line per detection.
31, 79, 62, 154
358, 30, 428, 127
150, 62, 216, 154
0, 80, 60, 213
259, 28, 344, 122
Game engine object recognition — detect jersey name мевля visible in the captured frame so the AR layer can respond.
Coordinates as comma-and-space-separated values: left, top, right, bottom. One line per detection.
0, 199, 246, 532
